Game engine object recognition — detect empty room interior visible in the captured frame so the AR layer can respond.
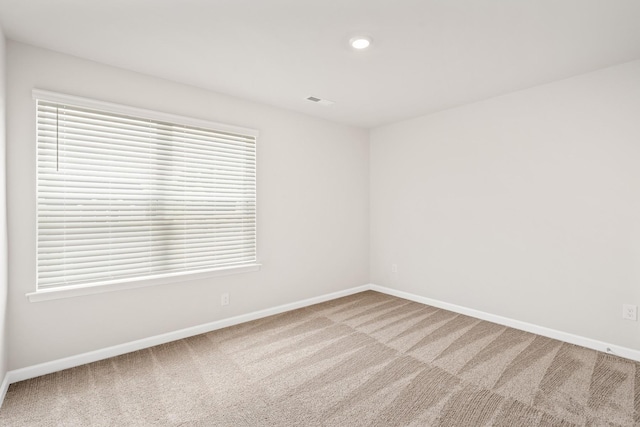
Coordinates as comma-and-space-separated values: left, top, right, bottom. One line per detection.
1, 0, 640, 425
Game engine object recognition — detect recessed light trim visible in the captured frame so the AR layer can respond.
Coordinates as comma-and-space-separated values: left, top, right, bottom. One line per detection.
349, 36, 372, 50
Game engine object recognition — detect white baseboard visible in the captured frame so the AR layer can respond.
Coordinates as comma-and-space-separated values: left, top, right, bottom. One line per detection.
3, 282, 639, 409
370, 284, 640, 362
0, 371, 10, 407
6, 284, 370, 385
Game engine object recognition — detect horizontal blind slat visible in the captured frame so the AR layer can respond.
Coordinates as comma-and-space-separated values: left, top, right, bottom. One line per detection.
39, 243, 256, 266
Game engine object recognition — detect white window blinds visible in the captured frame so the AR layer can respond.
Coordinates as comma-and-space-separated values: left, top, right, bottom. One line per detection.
35, 91, 258, 291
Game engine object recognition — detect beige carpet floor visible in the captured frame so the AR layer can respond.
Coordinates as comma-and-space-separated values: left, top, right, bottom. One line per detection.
1, 290, 639, 426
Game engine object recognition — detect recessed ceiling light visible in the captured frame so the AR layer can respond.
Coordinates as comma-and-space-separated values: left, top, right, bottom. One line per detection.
349, 36, 372, 50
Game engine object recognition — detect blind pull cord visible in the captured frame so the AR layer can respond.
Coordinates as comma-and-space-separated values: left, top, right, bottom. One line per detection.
56, 106, 59, 172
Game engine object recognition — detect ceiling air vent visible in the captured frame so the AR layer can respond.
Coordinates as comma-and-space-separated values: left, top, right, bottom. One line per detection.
306, 96, 335, 106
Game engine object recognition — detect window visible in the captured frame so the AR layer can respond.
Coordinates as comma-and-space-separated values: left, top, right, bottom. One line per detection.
34, 90, 258, 296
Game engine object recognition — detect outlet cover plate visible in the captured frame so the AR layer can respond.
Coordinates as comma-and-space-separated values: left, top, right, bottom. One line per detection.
622, 304, 637, 321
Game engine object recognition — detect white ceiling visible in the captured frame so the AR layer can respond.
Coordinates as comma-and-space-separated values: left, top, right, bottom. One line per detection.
1, 0, 640, 128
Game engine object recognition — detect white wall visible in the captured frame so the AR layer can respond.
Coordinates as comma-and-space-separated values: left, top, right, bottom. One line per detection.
0, 26, 8, 383
6, 41, 369, 370
370, 60, 640, 350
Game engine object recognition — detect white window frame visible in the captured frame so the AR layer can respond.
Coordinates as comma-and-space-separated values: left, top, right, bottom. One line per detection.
28, 89, 260, 302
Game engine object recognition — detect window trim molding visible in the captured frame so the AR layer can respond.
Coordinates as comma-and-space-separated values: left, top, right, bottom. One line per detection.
32, 89, 259, 138
30, 88, 260, 301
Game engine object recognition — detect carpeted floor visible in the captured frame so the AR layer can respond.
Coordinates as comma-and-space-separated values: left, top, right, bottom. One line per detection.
1, 290, 638, 426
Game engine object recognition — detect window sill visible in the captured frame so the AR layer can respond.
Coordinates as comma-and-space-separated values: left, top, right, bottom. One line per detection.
26, 263, 262, 302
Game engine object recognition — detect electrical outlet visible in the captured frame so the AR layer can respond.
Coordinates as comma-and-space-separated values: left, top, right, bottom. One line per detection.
221, 293, 230, 306
391, 264, 398, 273
622, 304, 637, 321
